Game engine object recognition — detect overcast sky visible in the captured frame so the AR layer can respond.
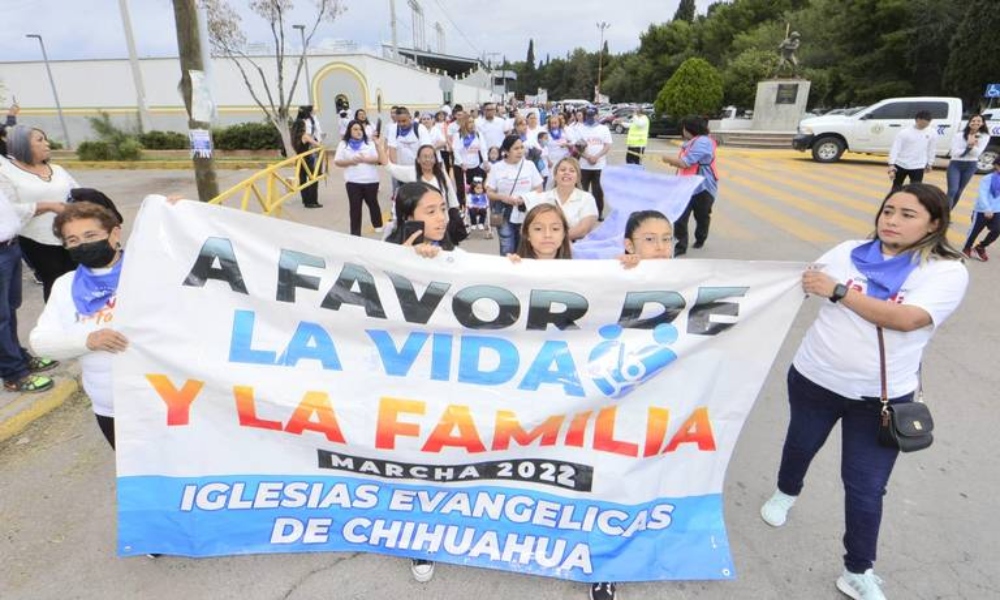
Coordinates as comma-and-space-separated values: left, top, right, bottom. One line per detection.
2, 0, 717, 64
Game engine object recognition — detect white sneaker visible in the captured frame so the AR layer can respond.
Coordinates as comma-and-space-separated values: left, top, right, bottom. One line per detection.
410, 559, 434, 583
836, 568, 886, 600
760, 489, 797, 527
374, 227, 384, 234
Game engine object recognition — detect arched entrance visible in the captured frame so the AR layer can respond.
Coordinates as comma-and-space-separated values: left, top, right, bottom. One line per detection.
313, 62, 369, 141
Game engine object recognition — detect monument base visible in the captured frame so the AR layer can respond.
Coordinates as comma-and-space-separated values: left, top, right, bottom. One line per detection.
751, 79, 811, 132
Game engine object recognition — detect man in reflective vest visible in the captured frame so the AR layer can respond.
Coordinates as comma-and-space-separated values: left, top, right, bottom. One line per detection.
626, 107, 650, 165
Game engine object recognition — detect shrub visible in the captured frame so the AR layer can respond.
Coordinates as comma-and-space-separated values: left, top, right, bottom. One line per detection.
138, 130, 188, 150
117, 137, 143, 161
212, 122, 283, 151
77, 141, 113, 161
78, 111, 143, 161
655, 58, 724, 120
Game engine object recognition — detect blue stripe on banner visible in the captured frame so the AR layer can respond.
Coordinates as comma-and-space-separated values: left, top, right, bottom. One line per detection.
118, 474, 735, 582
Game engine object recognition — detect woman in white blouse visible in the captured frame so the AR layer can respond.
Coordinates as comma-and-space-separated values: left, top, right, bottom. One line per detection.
0, 125, 78, 300
946, 113, 991, 209
523, 157, 598, 241
333, 120, 386, 236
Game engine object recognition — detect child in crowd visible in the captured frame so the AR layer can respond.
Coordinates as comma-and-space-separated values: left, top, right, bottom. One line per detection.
487, 146, 502, 166
535, 130, 552, 188
509, 203, 572, 261
620, 209, 674, 267
467, 177, 490, 233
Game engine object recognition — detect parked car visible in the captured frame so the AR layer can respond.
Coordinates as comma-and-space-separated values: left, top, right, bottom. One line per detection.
793, 96, 964, 164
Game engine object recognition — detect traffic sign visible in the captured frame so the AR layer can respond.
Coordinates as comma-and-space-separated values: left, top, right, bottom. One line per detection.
986, 83, 1000, 98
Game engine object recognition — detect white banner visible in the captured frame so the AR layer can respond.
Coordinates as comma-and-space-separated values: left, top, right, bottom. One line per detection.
114, 197, 805, 582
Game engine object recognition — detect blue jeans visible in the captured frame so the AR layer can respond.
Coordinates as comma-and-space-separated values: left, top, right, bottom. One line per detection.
0, 242, 31, 382
946, 160, 979, 209
497, 206, 521, 255
777, 366, 909, 573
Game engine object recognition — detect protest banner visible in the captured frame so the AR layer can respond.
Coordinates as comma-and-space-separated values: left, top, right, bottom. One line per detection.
114, 197, 805, 582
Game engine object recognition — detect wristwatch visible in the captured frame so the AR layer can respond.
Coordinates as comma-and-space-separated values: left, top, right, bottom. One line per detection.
829, 283, 849, 303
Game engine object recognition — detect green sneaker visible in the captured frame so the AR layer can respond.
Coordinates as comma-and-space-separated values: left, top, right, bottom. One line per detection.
4, 374, 55, 393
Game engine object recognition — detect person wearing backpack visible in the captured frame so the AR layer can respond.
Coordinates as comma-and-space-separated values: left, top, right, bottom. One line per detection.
661, 115, 719, 255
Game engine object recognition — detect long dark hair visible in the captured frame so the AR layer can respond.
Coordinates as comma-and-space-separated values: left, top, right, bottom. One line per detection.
354, 109, 368, 124
413, 144, 449, 195
341, 119, 369, 144
876, 183, 963, 262
516, 204, 572, 259
963, 113, 987, 137
387, 182, 455, 250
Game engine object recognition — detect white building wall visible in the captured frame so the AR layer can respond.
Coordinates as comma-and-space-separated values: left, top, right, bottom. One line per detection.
0, 52, 493, 145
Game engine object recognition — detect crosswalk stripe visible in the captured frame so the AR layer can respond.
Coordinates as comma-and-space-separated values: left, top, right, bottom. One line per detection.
747, 159, 971, 246
723, 160, 871, 236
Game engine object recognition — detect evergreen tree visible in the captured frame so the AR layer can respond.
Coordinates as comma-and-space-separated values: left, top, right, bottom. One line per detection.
674, 0, 696, 22
943, 0, 1000, 107
655, 57, 724, 117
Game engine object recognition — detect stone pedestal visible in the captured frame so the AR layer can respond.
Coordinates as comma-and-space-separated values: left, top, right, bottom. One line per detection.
751, 79, 810, 132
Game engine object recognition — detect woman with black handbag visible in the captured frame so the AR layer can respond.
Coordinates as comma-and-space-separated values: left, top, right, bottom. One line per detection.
759, 184, 968, 600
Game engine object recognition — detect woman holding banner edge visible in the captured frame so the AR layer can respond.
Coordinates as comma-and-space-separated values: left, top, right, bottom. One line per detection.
759, 184, 967, 600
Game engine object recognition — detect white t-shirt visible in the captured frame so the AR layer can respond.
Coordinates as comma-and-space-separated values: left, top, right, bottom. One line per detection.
522, 188, 599, 230
0, 160, 78, 244
793, 241, 968, 399
477, 117, 508, 151
452, 132, 487, 169
575, 123, 613, 170
387, 125, 428, 167
544, 129, 572, 166
486, 159, 543, 225
30, 268, 118, 416
334, 141, 380, 184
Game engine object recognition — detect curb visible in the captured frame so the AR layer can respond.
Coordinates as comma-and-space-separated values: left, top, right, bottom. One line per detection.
0, 378, 81, 444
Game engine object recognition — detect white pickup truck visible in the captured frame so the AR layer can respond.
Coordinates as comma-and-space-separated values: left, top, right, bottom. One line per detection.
793, 97, 1000, 172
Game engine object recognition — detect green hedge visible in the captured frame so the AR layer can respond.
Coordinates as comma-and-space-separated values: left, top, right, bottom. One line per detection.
77, 139, 142, 161
138, 130, 188, 150
212, 122, 283, 151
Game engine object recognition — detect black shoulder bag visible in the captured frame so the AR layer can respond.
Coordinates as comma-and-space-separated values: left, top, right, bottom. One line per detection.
876, 327, 934, 452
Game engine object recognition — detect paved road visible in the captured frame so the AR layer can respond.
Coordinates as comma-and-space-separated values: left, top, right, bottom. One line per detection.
2, 140, 998, 600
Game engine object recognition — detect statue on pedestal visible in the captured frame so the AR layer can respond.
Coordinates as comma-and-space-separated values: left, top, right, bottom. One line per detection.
774, 31, 801, 78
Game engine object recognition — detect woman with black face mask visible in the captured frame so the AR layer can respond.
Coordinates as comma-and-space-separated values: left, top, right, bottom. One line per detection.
30, 202, 127, 449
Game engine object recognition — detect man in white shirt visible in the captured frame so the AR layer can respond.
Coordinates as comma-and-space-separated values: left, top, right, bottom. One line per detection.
576, 106, 613, 218
476, 102, 508, 152
387, 108, 429, 192
887, 110, 937, 198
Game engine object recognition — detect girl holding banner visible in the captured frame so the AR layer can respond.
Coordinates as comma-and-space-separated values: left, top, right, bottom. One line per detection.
760, 184, 967, 600
30, 202, 127, 448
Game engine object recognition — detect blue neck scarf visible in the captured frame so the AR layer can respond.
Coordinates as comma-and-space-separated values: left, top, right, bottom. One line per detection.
72, 253, 123, 316
550, 128, 562, 140
849, 241, 918, 300
519, 133, 527, 142
347, 138, 364, 151
396, 125, 413, 138
462, 133, 475, 148
990, 172, 1000, 198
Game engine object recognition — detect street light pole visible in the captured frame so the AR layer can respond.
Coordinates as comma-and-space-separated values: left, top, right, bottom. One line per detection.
292, 24, 314, 105
595, 22, 610, 104
25, 34, 72, 149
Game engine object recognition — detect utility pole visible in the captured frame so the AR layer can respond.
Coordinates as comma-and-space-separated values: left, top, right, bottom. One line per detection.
596, 22, 610, 103
292, 24, 314, 105
25, 34, 72, 149
171, 0, 219, 201
119, 0, 152, 132
388, 0, 399, 61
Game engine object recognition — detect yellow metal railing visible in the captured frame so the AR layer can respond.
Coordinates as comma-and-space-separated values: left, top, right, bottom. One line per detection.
208, 146, 327, 215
